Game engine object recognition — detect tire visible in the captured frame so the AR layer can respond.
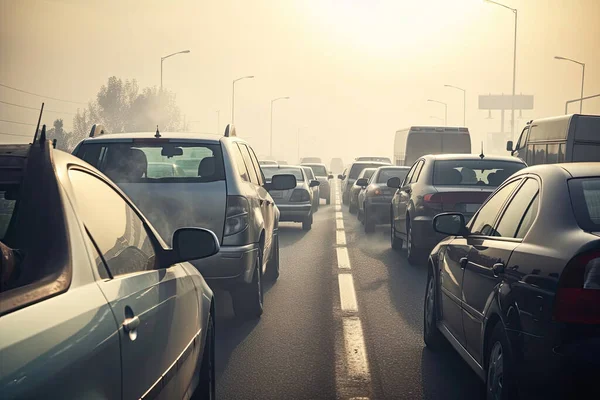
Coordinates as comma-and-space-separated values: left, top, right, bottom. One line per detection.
232, 253, 263, 318
326, 196, 331, 205
390, 213, 403, 250
486, 323, 518, 400
364, 206, 375, 233
264, 235, 280, 282
423, 270, 447, 351
302, 214, 313, 231
193, 312, 215, 400
406, 219, 422, 264
349, 201, 357, 214
357, 207, 364, 223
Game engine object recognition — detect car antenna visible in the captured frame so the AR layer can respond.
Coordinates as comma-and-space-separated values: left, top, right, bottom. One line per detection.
32, 102, 45, 143
479, 142, 485, 159
39, 124, 47, 149
155, 125, 161, 138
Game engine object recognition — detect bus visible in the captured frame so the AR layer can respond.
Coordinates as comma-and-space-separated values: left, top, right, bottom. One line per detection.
394, 126, 471, 166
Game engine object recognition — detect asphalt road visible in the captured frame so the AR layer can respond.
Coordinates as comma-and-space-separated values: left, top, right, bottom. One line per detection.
214, 188, 485, 400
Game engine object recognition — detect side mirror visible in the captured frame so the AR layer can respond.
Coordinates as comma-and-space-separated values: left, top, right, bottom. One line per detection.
271, 174, 297, 190
309, 180, 320, 187
337, 174, 344, 180
433, 213, 468, 237
328, 174, 334, 179
387, 177, 401, 188
172, 227, 220, 262
506, 140, 514, 152
355, 178, 368, 187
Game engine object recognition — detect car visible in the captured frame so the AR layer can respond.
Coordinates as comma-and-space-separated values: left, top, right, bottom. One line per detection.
348, 167, 377, 214
0, 139, 219, 399
389, 154, 527, 263
73, 128, 296, 318
356, 156, 392, 164
339, 161, 390, 205
259, 159, 278, 166
330, 157, 344, 175
394, 126, 471, 166
300, 156, 322, 164
357, 166, 410, 232
425, 162, 600, 399
301, 165, 320, 212
261, 165, 319, 231
147, 161, 186, 177
301, 163, 333, 204
507, 114, 600, 165
277, 160, 288, 165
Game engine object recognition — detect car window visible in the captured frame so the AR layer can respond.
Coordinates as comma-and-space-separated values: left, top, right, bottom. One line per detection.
377, 168, 409, 184
248, 147, 265, 185
433, 159, 525, 187
303, 167, 315, 180
231, 144, 250, 182
69, 169, 157, 279
238, 144, 260, 184
261, 167, 304, 181
402, 162, 419, 186
306, 165, 327, 176
495, 179, 540, 238
410, 160, 425, 183
469, 179, 521, 236
515, 127, 529, 150
515, 194, 539, 239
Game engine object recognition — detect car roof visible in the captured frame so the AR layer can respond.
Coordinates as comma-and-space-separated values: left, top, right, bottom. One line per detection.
378, 165, 410, 169
350, 161, 390, 166
81, 131, 224, 143
422, 154, 524, 163
515, 162, 600, 179
301, 162, 327, 167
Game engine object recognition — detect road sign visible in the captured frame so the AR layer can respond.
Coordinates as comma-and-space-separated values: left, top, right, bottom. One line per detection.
479, 94, 534, 110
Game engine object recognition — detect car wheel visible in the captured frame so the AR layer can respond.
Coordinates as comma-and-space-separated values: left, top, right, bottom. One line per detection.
232, 253, 263, 318
423, 270, 447, 351
265, 235, 280, 282
193, 312, 215, 400
326, 196, 331, 205
302, 213, 313, 231
486, 323, 518, 400
390, 212, 403, 250
364, 206, 375, 233
406, 219, 422, 264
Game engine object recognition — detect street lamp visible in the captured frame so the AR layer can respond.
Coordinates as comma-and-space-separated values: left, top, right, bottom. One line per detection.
554, 56, 586, 113
232, 75, 254, 124
427, 99, 448, 126
270, 96, 290, 157
297, 125, 308, 163
160, 50, 190, 90
484, 0, 518, 141
444, 84, 466, 126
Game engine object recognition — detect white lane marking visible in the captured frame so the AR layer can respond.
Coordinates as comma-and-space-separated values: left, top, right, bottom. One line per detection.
335, 212, 343, 220
338, 273, 358, 311
343, 317, 371, 381
336, 219, 344, 230
336, 230, 347, 246
335, 205, 342, 212
336, 247, 350, 269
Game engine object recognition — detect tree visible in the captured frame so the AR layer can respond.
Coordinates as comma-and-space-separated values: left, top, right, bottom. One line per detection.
46, 118, 77, 151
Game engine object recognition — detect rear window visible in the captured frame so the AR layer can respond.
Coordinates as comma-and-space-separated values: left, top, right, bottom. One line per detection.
349, 163, 385, 179
261, 167, 304, 181
433, 160, 525, 187
377, 168, 409, 184
306, 165, 327, 176
75, 141, 224, 183
568, 178, 600, 231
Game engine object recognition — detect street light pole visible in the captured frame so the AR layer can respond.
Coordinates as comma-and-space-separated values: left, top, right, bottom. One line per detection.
427, 99, 448, 126
554, 56, 586, 113
485, 0, 518, 141
270, 96, 290, 157
231, 76, 254, 124
160, 50, 190, 91
444, 84, 466, 126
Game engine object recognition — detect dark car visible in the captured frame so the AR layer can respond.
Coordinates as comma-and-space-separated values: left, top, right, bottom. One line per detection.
348, 167, 377, 214
389, 154, 526, 263
425, 163, 600, 399
357, 166, 410, 232
339, 161, 390, 205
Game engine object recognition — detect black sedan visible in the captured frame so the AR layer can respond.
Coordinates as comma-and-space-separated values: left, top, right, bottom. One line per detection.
389, 154, 526, 263
425, 163, 600, 399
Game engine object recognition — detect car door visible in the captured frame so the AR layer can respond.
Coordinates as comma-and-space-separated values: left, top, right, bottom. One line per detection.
396, 159, 424, 237
68, 168, 201, 400
392, 161, 418, 233
462, 177, 539, 364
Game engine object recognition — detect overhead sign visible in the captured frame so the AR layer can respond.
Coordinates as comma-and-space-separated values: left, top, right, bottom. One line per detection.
479, 94, 534, 110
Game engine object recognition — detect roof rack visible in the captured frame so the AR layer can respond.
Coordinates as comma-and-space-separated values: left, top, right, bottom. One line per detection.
89, 124, 107, 138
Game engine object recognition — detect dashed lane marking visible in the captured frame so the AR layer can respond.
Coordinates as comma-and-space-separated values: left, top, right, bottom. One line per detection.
336, 212, 344, 220
338, 273, 358, 312
336, 219, 344, 230
336, 247, 350, 269
342, 317, 371, 381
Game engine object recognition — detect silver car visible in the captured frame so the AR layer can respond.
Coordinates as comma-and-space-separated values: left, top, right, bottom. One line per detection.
301, 165, 320, 212
301, 163, 333, 204
349, 167, 377, 214
0, 140, 219, 399
261, 165, 319, 231
73, 128, 295, 318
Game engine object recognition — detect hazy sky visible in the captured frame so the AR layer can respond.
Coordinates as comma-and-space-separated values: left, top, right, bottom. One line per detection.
1, 0, 599, 162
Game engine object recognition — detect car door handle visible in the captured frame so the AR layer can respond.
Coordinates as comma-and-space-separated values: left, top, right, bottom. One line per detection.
123, 315, 140, 332
459, 257, 468, 269
492, 263, 505, 276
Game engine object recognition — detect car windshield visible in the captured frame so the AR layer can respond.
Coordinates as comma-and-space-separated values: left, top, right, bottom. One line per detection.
76, 142, 225, 182
377, 168, 410, 184
349, 163, 385, 179
261, 167, 304, 181
568, 178, 600, 231
433, 160, 525, 186
305, 165, 328, 176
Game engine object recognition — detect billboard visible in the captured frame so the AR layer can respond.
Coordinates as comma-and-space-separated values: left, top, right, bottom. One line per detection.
479, 94, 534, 110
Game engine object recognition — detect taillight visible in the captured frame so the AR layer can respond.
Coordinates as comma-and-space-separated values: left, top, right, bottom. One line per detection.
423, 193, 444, 210
423, 192, 490, 212
367, 186, 382, 196
554, 250, 600, 324
290, 189, 310, 202
224, 196, 249, 236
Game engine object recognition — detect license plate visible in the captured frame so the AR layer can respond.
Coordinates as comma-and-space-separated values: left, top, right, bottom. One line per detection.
466, 203, 481, 213
270, 191, 283, 199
